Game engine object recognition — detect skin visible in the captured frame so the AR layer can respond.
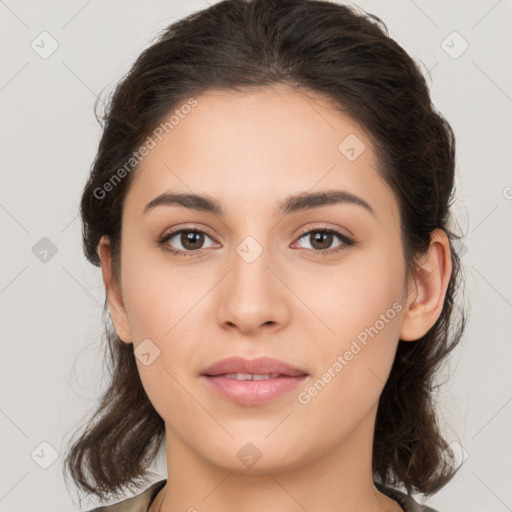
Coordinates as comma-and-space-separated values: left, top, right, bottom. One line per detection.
98, 83, 451, 512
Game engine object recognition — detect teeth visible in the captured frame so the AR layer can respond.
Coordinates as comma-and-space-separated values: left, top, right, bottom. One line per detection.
252, 373, 281, 380
222, 372, 281, 380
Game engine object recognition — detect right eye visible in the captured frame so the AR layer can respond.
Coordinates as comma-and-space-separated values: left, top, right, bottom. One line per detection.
157, 227, 220, 257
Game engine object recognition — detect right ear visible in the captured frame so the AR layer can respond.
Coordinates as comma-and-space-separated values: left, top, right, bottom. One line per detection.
97, 235, 132, 343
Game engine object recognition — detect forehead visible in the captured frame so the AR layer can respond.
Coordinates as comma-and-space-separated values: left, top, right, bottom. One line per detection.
124, 84, 397, 223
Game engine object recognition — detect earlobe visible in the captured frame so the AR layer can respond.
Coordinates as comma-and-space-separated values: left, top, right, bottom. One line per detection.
399, 229, 452, 342
97, 235, 133, 343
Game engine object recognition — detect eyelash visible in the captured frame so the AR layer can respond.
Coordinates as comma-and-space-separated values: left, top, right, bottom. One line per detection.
157, 225, 355, 258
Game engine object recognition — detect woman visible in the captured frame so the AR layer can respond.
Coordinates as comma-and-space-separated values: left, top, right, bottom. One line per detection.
64, 0, 466, 511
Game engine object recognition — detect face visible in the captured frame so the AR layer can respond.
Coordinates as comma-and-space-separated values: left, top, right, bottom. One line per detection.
104, 84, 414, 473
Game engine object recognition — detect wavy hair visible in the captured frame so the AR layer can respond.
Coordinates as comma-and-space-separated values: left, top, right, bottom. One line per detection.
64, 0, 466, 504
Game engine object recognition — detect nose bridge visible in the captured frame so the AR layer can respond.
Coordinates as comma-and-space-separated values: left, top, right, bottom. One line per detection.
231, 231, 275, 303
229, 213, 275, 282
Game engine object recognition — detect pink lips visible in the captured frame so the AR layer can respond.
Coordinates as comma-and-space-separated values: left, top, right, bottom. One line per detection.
201, 356, 308, 406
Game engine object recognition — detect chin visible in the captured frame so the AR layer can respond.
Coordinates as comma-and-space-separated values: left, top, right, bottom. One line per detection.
197, 435, 310, 474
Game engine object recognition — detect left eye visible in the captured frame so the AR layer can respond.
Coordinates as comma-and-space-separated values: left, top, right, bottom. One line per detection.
293, 229, 352, 253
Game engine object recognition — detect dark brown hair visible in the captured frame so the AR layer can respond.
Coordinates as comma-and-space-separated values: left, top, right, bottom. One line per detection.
64, 0, 466, 504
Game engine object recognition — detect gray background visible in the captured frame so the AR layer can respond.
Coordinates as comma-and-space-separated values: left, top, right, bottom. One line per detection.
1, 1, 511, 511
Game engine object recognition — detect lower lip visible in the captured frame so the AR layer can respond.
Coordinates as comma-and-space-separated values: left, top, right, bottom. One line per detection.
201, 375, 308, 406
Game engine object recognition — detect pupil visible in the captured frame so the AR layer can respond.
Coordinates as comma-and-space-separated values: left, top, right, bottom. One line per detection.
312, 231, 331, 250
182, 231, 204, 250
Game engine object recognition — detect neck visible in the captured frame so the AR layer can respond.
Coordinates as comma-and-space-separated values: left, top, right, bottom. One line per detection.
157, 407, 402, 512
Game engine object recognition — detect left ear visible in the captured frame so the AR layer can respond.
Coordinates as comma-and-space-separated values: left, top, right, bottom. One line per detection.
399, 228, 452, 341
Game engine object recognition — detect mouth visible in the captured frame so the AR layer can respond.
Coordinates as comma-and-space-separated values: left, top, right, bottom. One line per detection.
200, 356, 309, 406
213, 372, 288, 380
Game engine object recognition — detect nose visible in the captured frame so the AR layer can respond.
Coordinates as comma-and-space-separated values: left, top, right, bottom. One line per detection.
216, 238, 290, 335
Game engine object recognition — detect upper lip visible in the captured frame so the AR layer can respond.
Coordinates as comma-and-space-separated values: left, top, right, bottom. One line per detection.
201, 356, 308, 377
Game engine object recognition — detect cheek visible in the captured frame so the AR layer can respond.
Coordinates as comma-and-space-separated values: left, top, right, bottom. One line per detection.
297, 243, 405, 406
118, 242, 211, 401
299, 240, 405, 349
296, 296, 403, 435
120, 240, 196, 340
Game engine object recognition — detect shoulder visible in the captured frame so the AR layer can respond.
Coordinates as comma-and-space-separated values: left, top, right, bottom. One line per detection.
83, 480, 167, 512
375, 481, 441, 512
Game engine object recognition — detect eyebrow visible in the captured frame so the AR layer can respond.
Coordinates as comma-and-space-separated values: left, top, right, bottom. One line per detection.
143, 189, 375, 217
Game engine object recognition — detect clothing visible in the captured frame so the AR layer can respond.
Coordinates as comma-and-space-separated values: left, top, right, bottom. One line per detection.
84, 478, 440, 512
84, 480, 166, 512
375, 481, 440, 512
